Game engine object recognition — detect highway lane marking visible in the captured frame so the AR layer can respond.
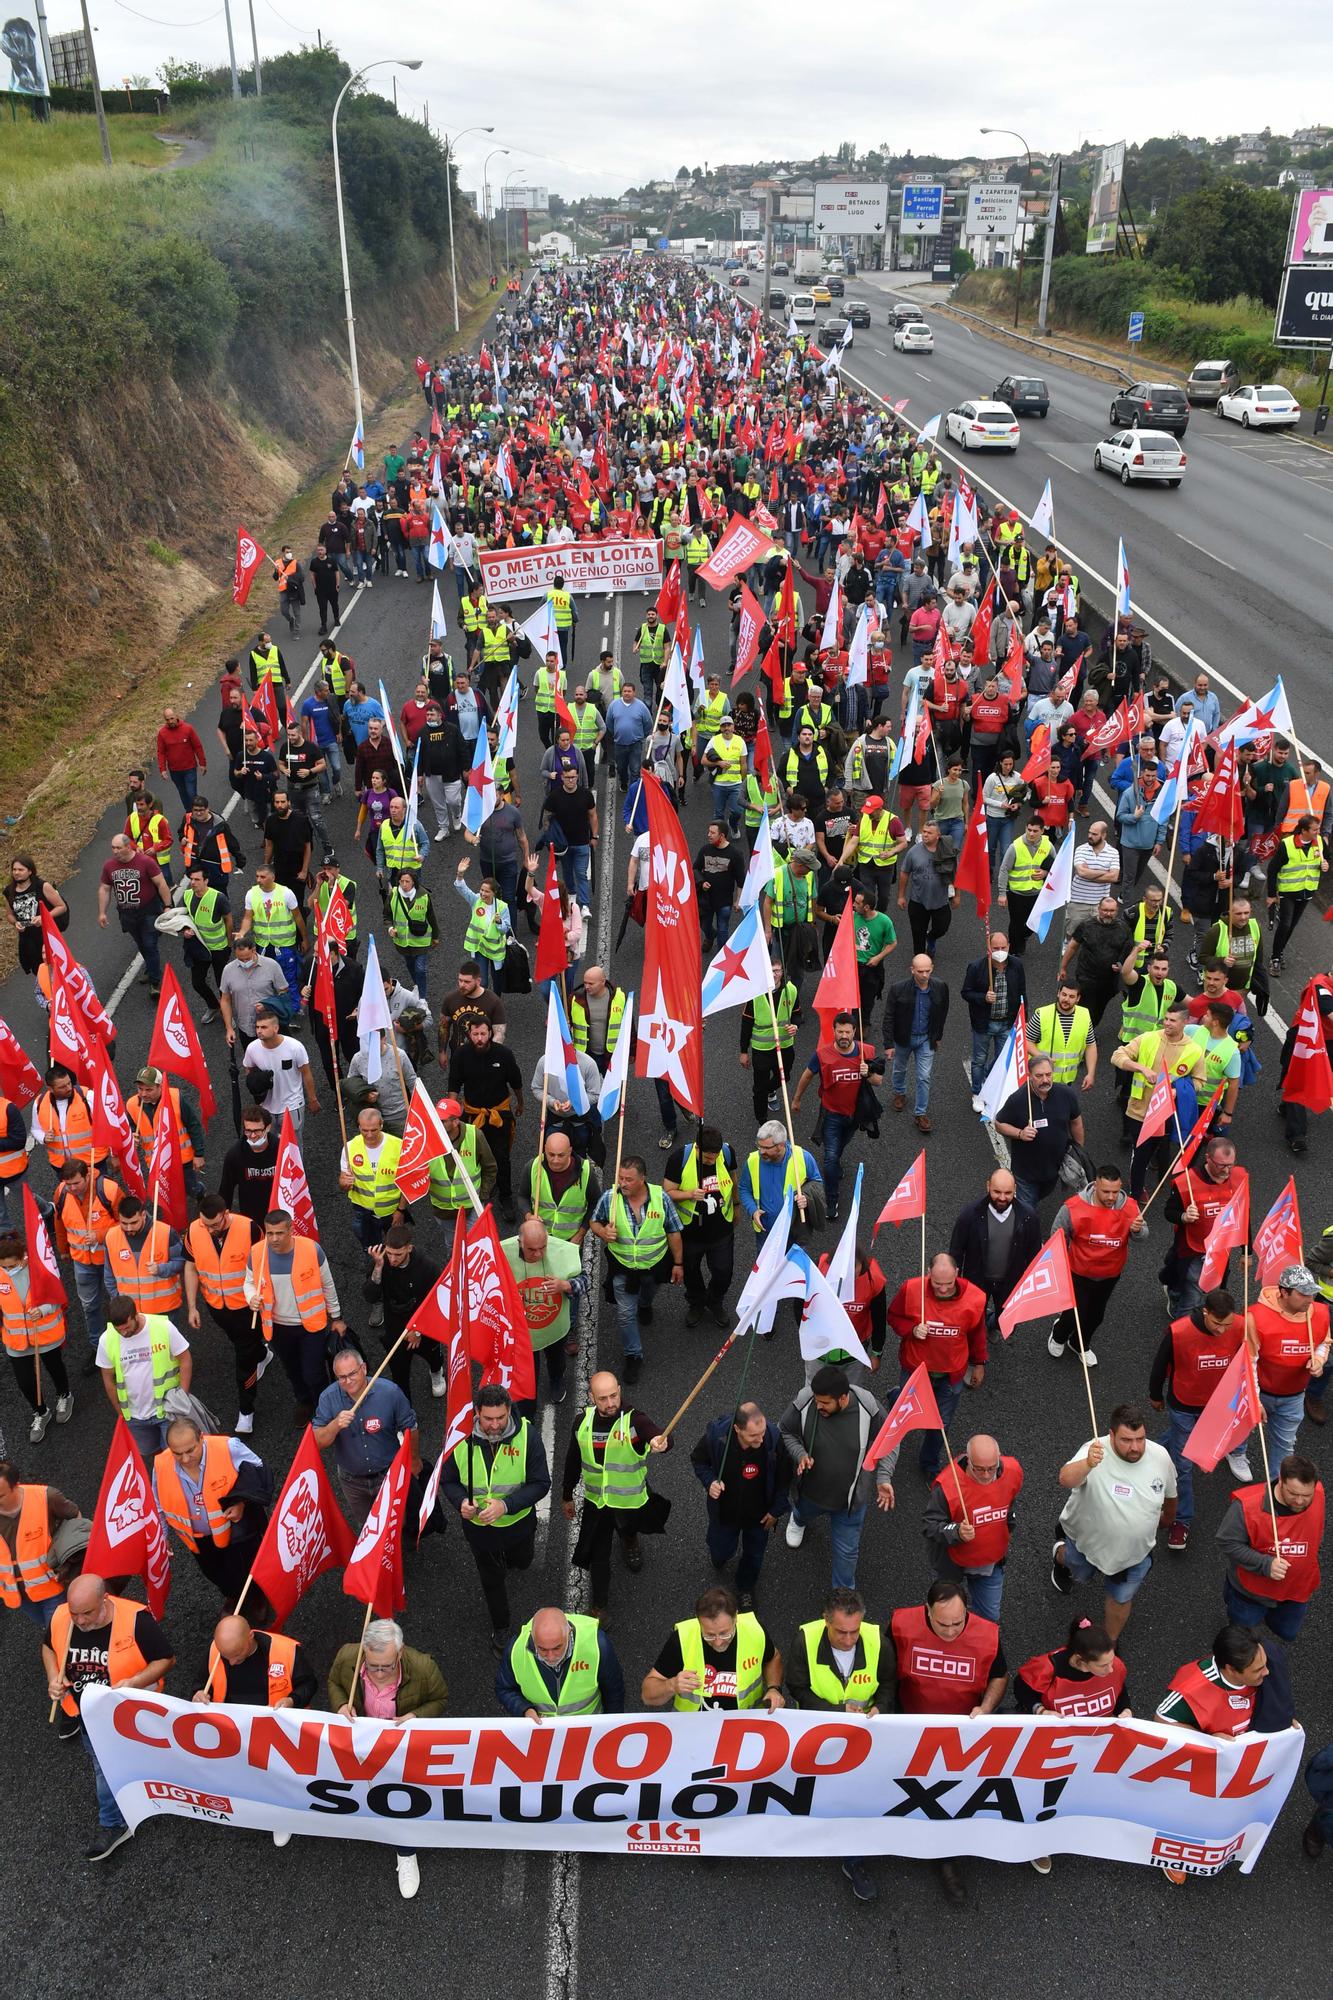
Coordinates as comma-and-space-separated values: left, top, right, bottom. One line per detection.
1047, 452, 1084, 475
1306, 533, 1333, 553
842, 361, 1322, 767
102, 582, 372, 1020
914, 370, 932, 381
1176, 534, 1237, 572
503, 1850, 527, 1909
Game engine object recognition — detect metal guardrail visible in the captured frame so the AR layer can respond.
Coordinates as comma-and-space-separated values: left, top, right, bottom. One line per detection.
928, 297, 1136, 387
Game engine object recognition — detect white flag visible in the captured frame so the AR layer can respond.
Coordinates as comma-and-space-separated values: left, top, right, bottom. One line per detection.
663, 642, 693, 735
823, 1163, 864, 1303
1031, 478, 1054, 542
356, 935, 392, 1085
847, 605, 871, 689
521, 597, 561, 662
597, 989, 634, 1125
820, 572, 842, 654
740, 808, 775, 914
791, 1246, 873, 1366
430, 580, 449, 642
1026, 824, 1076, 939
734, 1191, 803, 1334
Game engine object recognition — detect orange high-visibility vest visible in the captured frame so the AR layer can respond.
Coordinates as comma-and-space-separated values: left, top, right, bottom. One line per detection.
127, 1089, 195, 1166
154, 1436, 239, 1552
0, 1264, 65, 1355
54, 1176, 122, 1265
0, 1484, 64, 1606
35, 1090, 105, 1169
186, 1216, 252, 1310
104, 1222, 182, 1313
250, 1236, 327, 1342
49, 1595, 163, 1717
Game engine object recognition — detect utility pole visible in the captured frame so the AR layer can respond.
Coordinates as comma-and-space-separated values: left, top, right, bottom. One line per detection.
1035, 156, 1062, 336
247, 0, 261, 94
78, 0, 112, 165
762, 189, 774, 319
221, 0, 240, 98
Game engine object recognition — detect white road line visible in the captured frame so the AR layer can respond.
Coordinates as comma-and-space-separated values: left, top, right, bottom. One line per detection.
841, 363, 1320, 766
914, 370, 932, 381
1046, 452, 1084, 475
503, 1851, 527, 1909
101, 584, 371, 1019
1306, 532, 1333, 554
1176, 534, 1236, 573
534, 1400, 555, 1552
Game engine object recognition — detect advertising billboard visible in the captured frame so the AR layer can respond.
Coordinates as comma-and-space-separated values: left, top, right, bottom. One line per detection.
814, 182, 889, 236
1286, 188, 1333, 265
1, 6, 48, 96
966, 181, 1022, 237
900, 183, 944, 237
1275, 265, 1333, 347
1086, 141, 1125, 255
780, 194, 814, 220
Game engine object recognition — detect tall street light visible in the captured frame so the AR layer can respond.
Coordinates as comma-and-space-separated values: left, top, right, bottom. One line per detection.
980, 125, 1033, 327
332, 57, 423, 441
482, 145, 511, 282
442, 122, 494, 334
502, 167, 526, 272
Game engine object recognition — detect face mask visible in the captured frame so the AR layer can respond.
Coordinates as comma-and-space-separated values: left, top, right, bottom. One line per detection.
245, 1135, 268, 1150
991, 949, 1009, 965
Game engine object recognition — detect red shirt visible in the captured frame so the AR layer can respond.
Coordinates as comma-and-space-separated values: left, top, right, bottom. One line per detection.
1167, 1310, 1244, 1409
1171, 1164, 1249, 1256
157, 720, 206, 774
1032, 774, 1074, 830
891, 1605, 1002, 1715
887, 1276, 988, 1381
969, 696, 1012, 735
1063, 1192, 1141, 1279
99, 851, 164, 913
398, 700, 431, 745
1185, 988, 1243, 1024
811, 1040, 874, 1119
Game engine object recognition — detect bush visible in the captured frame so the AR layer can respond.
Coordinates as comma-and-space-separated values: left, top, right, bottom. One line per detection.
113, 235, 238, 372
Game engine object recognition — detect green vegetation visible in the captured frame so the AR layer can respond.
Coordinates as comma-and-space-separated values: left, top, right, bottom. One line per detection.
0, 107, 172, 176
144, 539, 182, 567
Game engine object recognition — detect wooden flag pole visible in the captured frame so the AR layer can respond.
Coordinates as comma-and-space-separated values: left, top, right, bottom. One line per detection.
1243, 1258, 1283, 1559
941, 1432, 972, 1528
660, 1330, 739, 1441
350, 1334, 410, 1412
347, 1600, 375, 1709
1070, 1295, 1099, 1440
537, 1071, 551, 1175
330, 1040, 349, 1155
386, 1022, 412, 1124
205, 1572, 258, 1700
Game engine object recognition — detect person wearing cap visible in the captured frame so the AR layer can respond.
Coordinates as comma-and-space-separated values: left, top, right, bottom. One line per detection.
702, 713, 747, 838
127, 1067, 206, 1203
847, 793, 907, 913
1247, 1264, 1332, 1459
427, 1096, 496, 1224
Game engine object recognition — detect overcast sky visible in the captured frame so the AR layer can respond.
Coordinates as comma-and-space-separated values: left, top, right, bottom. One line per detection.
88, 0, 1333, 197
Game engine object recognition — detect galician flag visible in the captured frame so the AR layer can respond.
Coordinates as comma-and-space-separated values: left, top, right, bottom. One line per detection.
740, 807, 775, 913
597, 989, 634, 1124
702, 905, 772, 1018
494, 667, 521, 763
1116, 537, 1131, 618
542, 985, 590, 1115
1027, 826, 1075, 940
463, 730, 497, 835
430, 580, 449, 641
350, 421, 365, 470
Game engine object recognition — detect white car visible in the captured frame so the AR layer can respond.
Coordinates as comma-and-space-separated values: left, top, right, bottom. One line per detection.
1216, 384, 1302, 429
893, 322, 934, 352
944, 400, 1020, 451
1092, 428, 1187, 487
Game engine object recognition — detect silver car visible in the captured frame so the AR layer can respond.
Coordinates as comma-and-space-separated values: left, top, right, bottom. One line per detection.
1185, 359, 1240, 406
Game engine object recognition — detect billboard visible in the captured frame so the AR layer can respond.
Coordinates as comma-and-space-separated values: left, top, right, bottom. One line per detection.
900, 183, 944, 237
1286, 187, 1333, 265
814, 182, 889, 237
1086, 141, 1125, 254
780, 194, 814, 220
1275, 265, 1333, 347
2, 6, 48, 95
966, 181, 1022, 237
502, 186, 548, 211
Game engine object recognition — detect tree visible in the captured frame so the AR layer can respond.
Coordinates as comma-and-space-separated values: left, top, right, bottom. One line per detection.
1146, 181, 1289, 307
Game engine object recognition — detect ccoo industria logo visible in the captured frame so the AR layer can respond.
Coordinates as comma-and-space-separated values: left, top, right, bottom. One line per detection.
1149, 1831, 1244, 1876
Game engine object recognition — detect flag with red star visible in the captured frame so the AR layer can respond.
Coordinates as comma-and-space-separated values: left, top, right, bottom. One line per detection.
701, 905, 771, 1018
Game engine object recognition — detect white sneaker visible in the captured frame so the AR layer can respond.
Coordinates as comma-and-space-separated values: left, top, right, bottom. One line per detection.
971, 1094, 984, 1114
785, 1515, 805, 1549
255, 1349, 272, 1381
396, 1852, 420, 1899
55, 1393, 74, 1423
235, 1412, 255, 1435
1225, 1451, 1252, 1480
1078, 1348, 1098, 1368
431, 1370, 447, 1399
434, 828, 449, 843
29, 1408, 50, 1443
1047, 1334, 1064, 1358
272, 1830, 292, 1847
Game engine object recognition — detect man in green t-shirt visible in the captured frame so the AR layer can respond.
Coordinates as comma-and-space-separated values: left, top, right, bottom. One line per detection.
502, 1218, 585, 1408
384, 449, 405, 485
852, 885, 897, 1013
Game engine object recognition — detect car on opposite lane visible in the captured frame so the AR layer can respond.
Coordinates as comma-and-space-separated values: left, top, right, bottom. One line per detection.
944, 400, 1021, 451
1108, 381, 1190, 435
846, 301, 871, 328
1093, 428, 1187, 487
819, 316, 852, 348
1216, 384, 1302, 429
893, 322, 934, 352
993, 373, 1050, 418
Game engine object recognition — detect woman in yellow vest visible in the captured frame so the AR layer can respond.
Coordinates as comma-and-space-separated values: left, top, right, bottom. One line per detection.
454, 858, 513, 990
0, 1226, 72, 1442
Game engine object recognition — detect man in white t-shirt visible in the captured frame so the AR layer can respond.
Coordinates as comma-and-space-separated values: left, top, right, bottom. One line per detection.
1066, 821, 1121, 937
1051, 1402, 1177, 1642
242, 1005, 320, 1137
96, 1294, 192, 1462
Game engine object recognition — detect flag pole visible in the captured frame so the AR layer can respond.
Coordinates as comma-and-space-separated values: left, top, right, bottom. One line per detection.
1244, 1257, 1283, 1559
940, 1431, 972, 1527
330, 1040, 349, 1156
714, 1327, 760, 1486
766, 950, 804, 1226
350, 1334, 410, 1412
440, 1125, 485, 1218
1070, 1296, 1099, 1439
537, 1071, 551, 1174
1156, 780, 1187, 951
660, 1328, 739, 1440
386, 1022, 412, 1126
346, 1600, 375, 1708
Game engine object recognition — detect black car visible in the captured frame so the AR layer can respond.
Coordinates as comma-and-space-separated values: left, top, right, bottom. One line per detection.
772, 261, 790, 277
819, 316, 851, 346
1108, 381, 1190, 436
846, 301, 871, 327
768, 287, 789, 316
994, 373, 1049, 418
825, 276, 845, 297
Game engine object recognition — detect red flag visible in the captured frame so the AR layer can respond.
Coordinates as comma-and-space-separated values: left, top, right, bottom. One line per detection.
147, 1087, 187, 1233
147, 965, 217, 1127
1190, 741, 1244, 842
656, 560, 682, 626
635, 772, 705, 1117
469, 1207, 537, 1402
248, 1425, 355, 1628
396, 1082, 449, 1205
1282, 979, 1333, 1115
864, 1363, 943, 1468
88, 1040, 145, 1198
83, 1417, 172, 1618
1081, 699, 1131, 762
1253, 1178, 1303, 1289
999, 1231, 1075, 1338
1021, 724, 1051, 783
252, 676, 281, 745
1182, 1344, 1259, 1473
534, 848, 569, 985
1166, 1083, 1223, 1178
874, 1150, 925, 1230
233, 526, 267, 607
23, 1183, 66, 1308
1136, 1066, 1177, 1147
775, 561, 797, 645
954, 792, 992, 925
319, 880, 354, 953
270, 1110, 320, 1241
311, 923, 338, 1040
343, 1428, 413, 1619
553, 683, 578, 741
760, 635, 785, 709
1002, 623, 1025, 702
1199, 1179, 1250, 1293
48, 973, 93, 1083
812, 899, 861, 1036
415, 355, 429, 381
731, 584, 766, 687
969, 580, 995, 666
753, 706, 774, 791
0, 1018, 42, 1107
698, 513, 778, 591
39, 919, 115, 1047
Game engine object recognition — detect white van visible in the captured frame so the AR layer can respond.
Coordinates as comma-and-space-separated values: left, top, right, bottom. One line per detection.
790, 291, 816, 327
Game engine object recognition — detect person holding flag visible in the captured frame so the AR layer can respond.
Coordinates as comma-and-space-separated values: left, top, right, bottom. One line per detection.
994, 1054, 1085, 1212
790, 1011, 884, 1225
961, 931, 1027, 1103
1052, 1402, 1177, 1642
0, 1208, 73, 1442
885, 1253, 987, 1481
440, 1381, 552, 1654
1246, 1263, 1331, 1462
1148, 1286, 1249, 1550
1160, 1133, 1249, 1316
1215, 1449, 1324, 1643
312, 1343, 420, 1534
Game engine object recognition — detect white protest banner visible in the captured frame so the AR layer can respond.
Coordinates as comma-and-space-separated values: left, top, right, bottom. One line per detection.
478, 537, 663, 602
84, 1691, 1300, 1871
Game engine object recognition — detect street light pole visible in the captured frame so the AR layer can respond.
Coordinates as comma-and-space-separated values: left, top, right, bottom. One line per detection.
246, 0, 261, 95
332, 56, 423, 440
981, 125, 1032, 327
503, 168, 524, 274
222, 0, 240, 99
441, 123, 494, 336
77, 0, 111, 165
482, 146, 511, 284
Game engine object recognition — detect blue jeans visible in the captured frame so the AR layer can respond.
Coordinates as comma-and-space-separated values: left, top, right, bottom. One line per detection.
611, 1268, 658, 1360
654, 1079, 678, 1139
15, 1591, 62, 1629
119, 911, 161, 986
970, 1025, 1007, 1094
821, 1110, 855, 1209
955, 1562, 1004, 1623
560, 844, 592, 909
790, 1498, 867, 1589
400, 949, 431, 992
413, 545, 430, 580
1224, 1576, 1309, 1642
707, 1519, 770, 1591
1060, 1533, 1153, 1604
355, 550, 373, 582
701, 901, 732, 953
168, 766, 198, 811
1165, 1403, 1203, 1525
82, 1725, 127, 1830
987, 815, 1017, 879
1260, 1388, 1305, 1463
712, 781, 743, 836
128, 1415, 170, 1463
891, 1036, 934, 1117
614, 739, 644, 790
73, 1259, 109, 1353
935, 816, 964, 847
902, 1367, 964, 1476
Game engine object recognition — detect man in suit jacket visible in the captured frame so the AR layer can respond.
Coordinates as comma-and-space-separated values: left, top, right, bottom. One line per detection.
948, 1170, 1043, 1331
960, 933, 1028, 1102
884, 955, 949, 1134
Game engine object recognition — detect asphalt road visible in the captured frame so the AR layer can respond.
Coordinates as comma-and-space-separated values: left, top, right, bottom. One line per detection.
835, 271, 1333, 762
3, 326, 1333, 1997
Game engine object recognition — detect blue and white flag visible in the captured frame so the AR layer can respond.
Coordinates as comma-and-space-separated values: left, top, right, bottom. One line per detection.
463, 730, 497, 835
597, 989, 635, 1124
701, 905, 772, 1019
823, 1163, 864, 1304
1116, 538, 1132, 619
740, 808, 776, 914
542, 985, 590, 1115
790, 1245, 873, 1366
350, 421, 364, 470
494, 667, 521, 764
1026, 823, 1075, 940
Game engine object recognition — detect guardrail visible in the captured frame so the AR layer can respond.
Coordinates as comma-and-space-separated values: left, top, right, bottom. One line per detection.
927, 297, 1136, 388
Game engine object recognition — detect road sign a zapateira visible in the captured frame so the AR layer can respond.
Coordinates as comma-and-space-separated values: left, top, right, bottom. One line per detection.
966, 181, 1021, 236
813, 182, 889, 236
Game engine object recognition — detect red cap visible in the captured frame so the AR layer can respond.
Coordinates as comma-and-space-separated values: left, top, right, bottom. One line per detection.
436, 1097, 462, 1120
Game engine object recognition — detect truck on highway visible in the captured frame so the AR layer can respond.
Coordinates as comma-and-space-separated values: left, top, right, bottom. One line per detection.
794, 248, 822, 278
